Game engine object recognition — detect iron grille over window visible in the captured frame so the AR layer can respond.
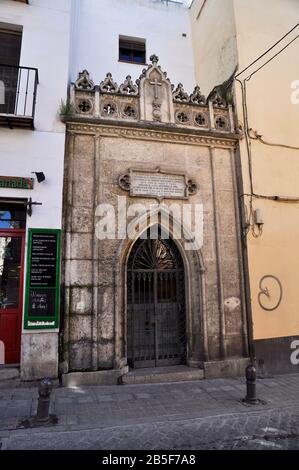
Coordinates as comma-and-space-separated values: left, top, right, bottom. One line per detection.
119, 37, 146, 65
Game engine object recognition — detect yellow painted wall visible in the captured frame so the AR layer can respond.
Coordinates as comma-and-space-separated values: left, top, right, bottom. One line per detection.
191, 0, 299, 340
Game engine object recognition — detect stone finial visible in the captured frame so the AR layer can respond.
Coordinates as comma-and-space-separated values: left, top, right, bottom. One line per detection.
150, 54, 159, 65
99, 73, 119, 93
138, 69, 147, 80
119, 75, 138, 96
172, 83, 189, 103
74, 70, 95, 91
211, 91, 226, 108
189, 85, 206, 105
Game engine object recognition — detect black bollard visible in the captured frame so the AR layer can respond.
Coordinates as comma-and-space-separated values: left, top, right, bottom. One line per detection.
36, 378, 53, 423
244, 364, 259, 404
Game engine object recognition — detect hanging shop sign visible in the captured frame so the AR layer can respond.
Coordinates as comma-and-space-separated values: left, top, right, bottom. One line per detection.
0, 176, 34, 190
24, 229, 61, 329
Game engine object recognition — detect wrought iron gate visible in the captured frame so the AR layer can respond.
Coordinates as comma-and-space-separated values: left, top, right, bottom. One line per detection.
127, 230, 186, 368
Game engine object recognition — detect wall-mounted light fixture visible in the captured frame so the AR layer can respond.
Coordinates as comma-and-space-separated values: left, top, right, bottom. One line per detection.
32, 172, 46, 183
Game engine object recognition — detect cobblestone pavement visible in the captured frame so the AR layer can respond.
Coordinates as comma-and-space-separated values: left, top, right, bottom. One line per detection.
0, 373, 299, 450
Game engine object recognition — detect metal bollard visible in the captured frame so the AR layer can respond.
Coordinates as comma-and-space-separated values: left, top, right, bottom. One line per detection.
244, 364, 259, 404
36, 378, 53, 423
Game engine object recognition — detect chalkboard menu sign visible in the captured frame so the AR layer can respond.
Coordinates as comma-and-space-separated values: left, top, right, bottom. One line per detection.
24, 229, 61, 329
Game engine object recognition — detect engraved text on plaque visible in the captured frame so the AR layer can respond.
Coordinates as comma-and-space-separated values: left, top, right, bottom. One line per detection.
132, 172, 186, 199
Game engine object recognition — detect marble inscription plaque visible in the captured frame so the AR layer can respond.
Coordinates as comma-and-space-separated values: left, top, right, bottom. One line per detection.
131, 171, 186, 199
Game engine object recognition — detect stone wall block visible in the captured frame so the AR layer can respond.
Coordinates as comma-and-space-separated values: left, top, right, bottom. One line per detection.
21, 333, 58, 380
69, 316, 92, 342
70, 287, 93, 315
72, 207, 94, 233
69, 340, 92, 371
69, 260, 93, 286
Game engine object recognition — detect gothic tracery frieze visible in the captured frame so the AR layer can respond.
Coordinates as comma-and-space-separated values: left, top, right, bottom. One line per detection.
71, 55, 236, 134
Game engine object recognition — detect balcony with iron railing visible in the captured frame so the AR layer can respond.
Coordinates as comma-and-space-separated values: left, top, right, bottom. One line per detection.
0, 64, 39, 129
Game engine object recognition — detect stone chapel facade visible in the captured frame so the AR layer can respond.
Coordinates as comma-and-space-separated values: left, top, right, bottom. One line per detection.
61, 55, 249, 385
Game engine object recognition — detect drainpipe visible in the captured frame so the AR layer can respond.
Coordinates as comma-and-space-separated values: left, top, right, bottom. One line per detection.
234, 144, 255, 363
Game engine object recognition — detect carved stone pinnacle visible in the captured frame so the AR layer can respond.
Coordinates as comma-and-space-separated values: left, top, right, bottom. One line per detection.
150, 54, 159, 65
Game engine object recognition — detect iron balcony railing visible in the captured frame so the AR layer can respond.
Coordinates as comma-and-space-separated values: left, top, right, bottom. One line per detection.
0, 64, 39, 127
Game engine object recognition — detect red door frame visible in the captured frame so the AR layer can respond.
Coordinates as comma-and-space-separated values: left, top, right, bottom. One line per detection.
0, 229, 25, 364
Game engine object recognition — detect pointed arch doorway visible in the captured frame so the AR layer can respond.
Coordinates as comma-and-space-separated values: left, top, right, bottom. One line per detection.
127, 227, 186, 368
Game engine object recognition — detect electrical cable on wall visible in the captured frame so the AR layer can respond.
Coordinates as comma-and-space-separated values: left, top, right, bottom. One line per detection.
232, 24, 299, 238
248, 129, 299, 151
234, 23, 299, 79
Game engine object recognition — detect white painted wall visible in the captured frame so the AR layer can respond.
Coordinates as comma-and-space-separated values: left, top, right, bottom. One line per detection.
0, 0, 72, 228
0, 0, 72, 133
70, 0, 196, 94
0, 129, 65, 229
0, 2, 74, 226
0, 0, 72, 372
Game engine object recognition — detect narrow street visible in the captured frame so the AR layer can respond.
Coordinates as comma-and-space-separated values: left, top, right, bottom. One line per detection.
1, 373, 299, 450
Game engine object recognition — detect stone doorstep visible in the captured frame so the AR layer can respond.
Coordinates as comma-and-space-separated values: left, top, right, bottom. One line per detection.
61, 358, 250, 387
122, 358, 250, 384
0, 367, 20, 382
121, 365, 204, 385
61, 366, 129, 387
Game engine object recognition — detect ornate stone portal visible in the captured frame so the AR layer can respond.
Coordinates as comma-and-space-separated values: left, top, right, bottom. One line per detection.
61, 56, 249, 385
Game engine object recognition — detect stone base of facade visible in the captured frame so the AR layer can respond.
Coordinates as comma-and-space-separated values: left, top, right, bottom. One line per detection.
255, 336, 299, 376
20, 332, 59, 381
62, 366, 129, 387
204, 358, 250, 379
0, 367, 20, 382
61, 359, 250, 386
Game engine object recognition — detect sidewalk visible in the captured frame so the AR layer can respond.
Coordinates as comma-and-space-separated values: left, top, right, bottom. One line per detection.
0, 373, 299, 450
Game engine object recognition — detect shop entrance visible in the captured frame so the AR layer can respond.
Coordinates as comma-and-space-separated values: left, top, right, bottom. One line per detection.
0, 202, 26, 364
